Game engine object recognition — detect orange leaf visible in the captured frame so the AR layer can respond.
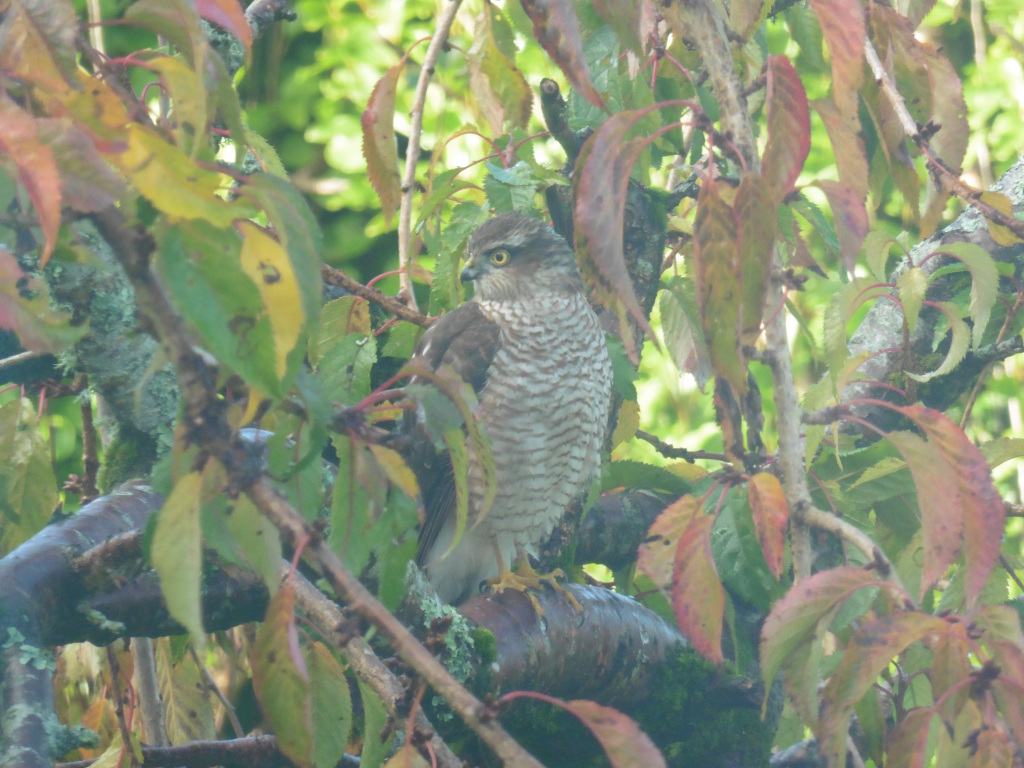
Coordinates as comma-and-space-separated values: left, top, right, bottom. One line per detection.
884, 708, 933, 768
748, 472, 788, 579
0, 0, 79, 94
671, 514, 724, 664
0, 96, 61, 265
637, 494, 704, 587
361, 63, 404, 225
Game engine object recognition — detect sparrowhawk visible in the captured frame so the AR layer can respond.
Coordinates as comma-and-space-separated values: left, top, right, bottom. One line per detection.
407, 211, 613, 605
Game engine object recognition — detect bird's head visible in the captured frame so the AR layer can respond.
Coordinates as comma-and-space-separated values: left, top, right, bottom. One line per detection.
461, 212, 583, 302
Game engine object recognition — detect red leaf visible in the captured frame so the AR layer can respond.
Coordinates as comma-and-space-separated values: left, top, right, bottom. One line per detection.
37, 118, 124, 214
361, 63, 404, 225
969, 730, 1014, 768
819, 612, 949, 767
897, 405, 1006, 608
563, 700, 667, 768
0, 97, 61, 265
0, 0, 79, 94
762, 55, 810, 202
760, 567, 892, 708
637, 494, 704, 587
885, 430, 963, 599
693, 176, 745, 394
520, 0, 606, 109
816, 180, 868, 273
573, 110, 658, 362
807, 0, 864, 118
671, 514, 724, 664
748, 472, 788, 579
195, 0, 251, 56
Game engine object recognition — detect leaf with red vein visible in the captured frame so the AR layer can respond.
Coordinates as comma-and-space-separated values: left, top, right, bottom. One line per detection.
195, 0, 251, 56
807, 0, 864, 118
762, 55, 810, 202
748, 472, 788, 579
898, 405, 1006, 608
520, 0, 606, 109
671, 514, 724, 664
573, 110, 658, 362
819, 612, 950, 768
0, 97, 61, 265
361, 63, 404, 225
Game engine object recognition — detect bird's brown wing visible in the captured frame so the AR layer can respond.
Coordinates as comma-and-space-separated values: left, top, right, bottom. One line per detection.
407, 302, 501, 566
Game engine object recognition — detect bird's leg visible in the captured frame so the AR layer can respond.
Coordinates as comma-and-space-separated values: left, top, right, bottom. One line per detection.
485, 544, 582, 613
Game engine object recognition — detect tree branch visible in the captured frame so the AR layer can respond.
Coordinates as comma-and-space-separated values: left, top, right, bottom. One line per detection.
397, 0, 464, 310
321, 264, 433, 328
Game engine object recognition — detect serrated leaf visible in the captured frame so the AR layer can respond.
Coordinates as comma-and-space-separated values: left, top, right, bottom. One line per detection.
748, 472, 788, 580
0, 0, 79, 93
932, 241, 999, 350
760, 567, 891, 715
37, 118, 125, 213
638, 494, 703, 587
593, 0, 643, 54
367, 443, 420, 502
0, 397, 58, 556
148, 55, 208, 158
896, 267, 927, 335
735, 174, 776, 342
884, 708, 934, 768
861, 229, 904, 281
813, 98, 869, 214
979, 191, 1022, 246
253, 582, 312, 768
819, 612, 949, 768
896, 405, 1006, 608
816, 180, 868, 272
225, 494, 282, 593
356, 678, 394, 767
307, 642, 352, 768
671, 514, 724, 664
361, 63, 403, 224
694, 176, 745, 394
238, 221, 308, 385
520, 0, 605, 109
562, 700, 667, 768
156, 640, 215, 745
602, 460, 694, 496
124, 0, 206, 69
113, 124, 249, 227
245, 129, 288, 178
610, 400, 640, 448
151, 471, 205, 648
762, 56, 810, 202
0, 96, 61, 264
158, 221, 284, 397
904, 300, 968, 382
979, 437, 1024, 469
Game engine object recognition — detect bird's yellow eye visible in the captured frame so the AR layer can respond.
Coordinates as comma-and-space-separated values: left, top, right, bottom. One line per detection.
490, 249, 510, 266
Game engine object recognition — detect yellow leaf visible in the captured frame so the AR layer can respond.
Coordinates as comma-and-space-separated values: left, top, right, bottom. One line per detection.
238, 221, 306, 379
368, 443, 421, 501
610, 399, 640, 448
979, 191, 1022, 246
111, 124, 248, 227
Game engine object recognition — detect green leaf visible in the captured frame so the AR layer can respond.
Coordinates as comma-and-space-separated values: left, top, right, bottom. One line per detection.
151, 471, 205, 649
0, 249, 86, 354
519, 0, 605, 109
361, 63, 403, 224
356, 678, 394, 768
483, 161, 540, 214
904, 301, 968, 382
659, 278, 712, 389
896, 267, 927, 335
0, 397, 58, 556
157, 220, 283, 397
931, 241, 999, 350
157, 640, 215, 744
226, 495, 282, 593
253, 583, 312, 768
307, 642, 353, 768
468, 5, 532, 135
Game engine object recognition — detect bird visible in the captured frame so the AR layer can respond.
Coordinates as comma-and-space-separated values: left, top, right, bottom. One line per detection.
405, 211, 613, 605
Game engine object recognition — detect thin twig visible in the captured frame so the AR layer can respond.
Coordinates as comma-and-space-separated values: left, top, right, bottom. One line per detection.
106, 644, 143, 768
80, 396, 100, 504
0, 350, 44, 372
321, 265, 432, 328
864, 38, 1024, 240
189, 646, 245, 739
397, 0, 464, 310
131, 638, 168, 747
635, 429, 728, 463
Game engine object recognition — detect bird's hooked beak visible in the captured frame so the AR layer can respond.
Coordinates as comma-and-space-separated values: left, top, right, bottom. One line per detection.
460, 255, 478, 283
